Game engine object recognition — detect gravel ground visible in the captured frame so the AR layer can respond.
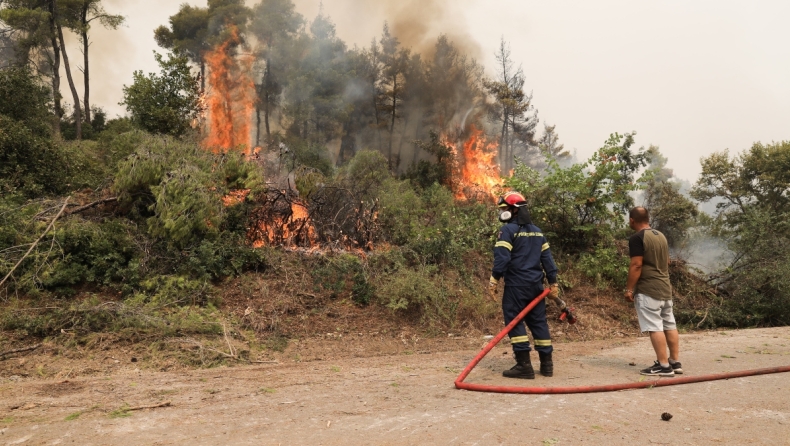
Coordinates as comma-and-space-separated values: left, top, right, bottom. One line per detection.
1, 327, 789, 445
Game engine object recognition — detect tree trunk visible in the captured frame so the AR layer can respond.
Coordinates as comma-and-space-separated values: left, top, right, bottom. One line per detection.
81, 2, 90, 123
263, 59, 271, 138
47, 3, 62, 137
56, 21, 82, 140
255, 103, 261, 147
200, 61, 205, 92
388, 76, 397, 168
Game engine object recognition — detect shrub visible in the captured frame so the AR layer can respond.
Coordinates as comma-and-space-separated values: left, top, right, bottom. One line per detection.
577, 241, 629, 289
506, 132, 648, 254
314, 254, 373, 305
0, 115, 66, 198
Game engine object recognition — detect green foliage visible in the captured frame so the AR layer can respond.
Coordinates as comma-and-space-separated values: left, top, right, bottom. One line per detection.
377, 180, 493, 266
375, 264, 486, 327
1, 296, 223, 339
113, 134, 263, 249
58, 140, 108, 190
121, 52, 202, 136
338, 150, 390, 202
692, 141, 790, 326
577, 241, 629, 289
38, 218, 138, 291
403, 131, 453, 190
314, 254, 373, 305
284, 136, 333, 176
0, 66, 51, 136
642, 146, 699, 247
131, 275, 213, 307
506, 132, 648, 253
0, 115, 66, 198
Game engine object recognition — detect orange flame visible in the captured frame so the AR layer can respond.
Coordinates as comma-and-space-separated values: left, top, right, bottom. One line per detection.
203, 27, 256, 152
445, 125, 502, 202
249, 201, 317, 248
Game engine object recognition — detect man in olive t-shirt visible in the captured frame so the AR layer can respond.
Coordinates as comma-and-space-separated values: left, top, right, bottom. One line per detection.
624, 207, 682, 377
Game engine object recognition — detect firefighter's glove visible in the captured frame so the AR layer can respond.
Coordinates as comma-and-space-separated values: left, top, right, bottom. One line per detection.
548, 283, 560, 299
488, 276, 499, 302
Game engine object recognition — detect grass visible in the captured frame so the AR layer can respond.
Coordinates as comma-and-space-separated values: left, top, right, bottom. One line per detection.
258, 387, 276, 394
108, 404, 131, 419
65, 411, 82, 421
330, 366, 340, 372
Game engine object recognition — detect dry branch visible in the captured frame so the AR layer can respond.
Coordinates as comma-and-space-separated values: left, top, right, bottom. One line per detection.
128, 401, 171, 411
0, 196, 70, 290
0, 343, 42, 359
66, 197, 118, 215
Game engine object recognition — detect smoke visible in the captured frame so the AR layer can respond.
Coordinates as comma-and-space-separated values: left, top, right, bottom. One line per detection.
671, 234, 731, 275
291, 0, 481, 59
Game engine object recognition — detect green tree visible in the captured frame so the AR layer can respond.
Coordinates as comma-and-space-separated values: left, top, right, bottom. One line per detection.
379, 22, 409, 168
485, 37, 538, 172
691, 141, 790, 325
0, 0, 63, 135
0, 65, 51, 135
642, 146, 698, 247
154, 4, 210, 87
538, 123, 570, 161
154, 0, 249, 91
120, 52, 202, 136
58, 0, 123, 124
249, 0, 303, 141
506, 132, 648, 252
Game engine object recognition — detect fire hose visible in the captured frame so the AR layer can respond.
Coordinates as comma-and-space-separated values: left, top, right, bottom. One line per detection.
455, 289, 790, 394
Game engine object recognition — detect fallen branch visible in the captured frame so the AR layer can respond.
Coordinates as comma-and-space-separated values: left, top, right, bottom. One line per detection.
0, 343, 42, 359
0, 196, 70, 291
128, 401, 171, 411
66, 197, 118, 215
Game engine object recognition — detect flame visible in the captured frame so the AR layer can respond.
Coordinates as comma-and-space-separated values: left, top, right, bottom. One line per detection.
445, 125, 502, 202
249, 200, 317, 248
222, 189, 251, 206
203, 27, 256, 152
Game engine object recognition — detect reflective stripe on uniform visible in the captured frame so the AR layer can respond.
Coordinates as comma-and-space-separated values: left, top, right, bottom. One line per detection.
510, 335, 531, 344
533, 339, 552, 346
541, 243, 550, 251
495, 241, 513, 251
515, 232, 543, 238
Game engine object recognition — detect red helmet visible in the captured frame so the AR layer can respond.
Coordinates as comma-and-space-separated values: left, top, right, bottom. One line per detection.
497, 191, 526, 208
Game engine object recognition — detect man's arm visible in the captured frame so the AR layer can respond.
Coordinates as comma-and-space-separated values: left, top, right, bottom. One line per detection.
540, 237, 558, 284
624, 256, 643, 302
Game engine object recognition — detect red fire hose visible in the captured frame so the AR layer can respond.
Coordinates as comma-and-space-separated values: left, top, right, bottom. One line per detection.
455, 289, 790, 394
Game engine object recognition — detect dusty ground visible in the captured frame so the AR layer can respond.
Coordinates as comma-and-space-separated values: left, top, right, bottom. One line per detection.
1, 327, 789, 445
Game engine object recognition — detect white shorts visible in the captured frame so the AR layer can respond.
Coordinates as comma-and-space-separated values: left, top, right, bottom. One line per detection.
635, 293, 676, 332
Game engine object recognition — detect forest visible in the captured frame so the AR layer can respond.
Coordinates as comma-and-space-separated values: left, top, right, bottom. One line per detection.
1, 0, 789, 364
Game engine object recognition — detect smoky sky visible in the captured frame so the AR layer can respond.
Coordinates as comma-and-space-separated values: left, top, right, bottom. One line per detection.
65, 0, 790, 182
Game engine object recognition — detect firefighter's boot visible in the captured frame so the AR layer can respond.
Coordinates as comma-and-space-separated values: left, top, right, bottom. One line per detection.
503, 350, 535, 379
539, 351, 553, 377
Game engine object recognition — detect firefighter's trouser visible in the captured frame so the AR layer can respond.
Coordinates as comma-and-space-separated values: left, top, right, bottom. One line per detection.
502, 285, 552, 354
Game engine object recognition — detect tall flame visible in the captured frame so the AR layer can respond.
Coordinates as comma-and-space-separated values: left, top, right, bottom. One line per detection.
445, 125, 502, 202
203, 27, 256, 152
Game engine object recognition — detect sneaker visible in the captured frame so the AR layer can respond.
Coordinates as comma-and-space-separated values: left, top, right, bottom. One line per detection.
640, 361, 675, 377
670, 361, 683, 374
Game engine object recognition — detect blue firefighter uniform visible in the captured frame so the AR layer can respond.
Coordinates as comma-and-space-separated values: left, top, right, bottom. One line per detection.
492, 221, 558, 354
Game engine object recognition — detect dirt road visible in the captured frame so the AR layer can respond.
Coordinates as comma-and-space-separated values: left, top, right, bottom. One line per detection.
1, 327, 789, 445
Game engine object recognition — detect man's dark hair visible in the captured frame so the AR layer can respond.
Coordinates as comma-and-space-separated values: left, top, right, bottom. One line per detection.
629, 206, 650, 224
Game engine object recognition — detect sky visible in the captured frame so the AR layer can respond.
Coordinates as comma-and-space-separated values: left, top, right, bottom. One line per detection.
75, 0, 790, 183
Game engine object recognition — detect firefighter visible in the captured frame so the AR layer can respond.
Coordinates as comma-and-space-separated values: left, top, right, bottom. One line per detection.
488, 191, 560, 379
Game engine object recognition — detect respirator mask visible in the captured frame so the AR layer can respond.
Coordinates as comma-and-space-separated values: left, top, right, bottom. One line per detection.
498, 209, 513, 223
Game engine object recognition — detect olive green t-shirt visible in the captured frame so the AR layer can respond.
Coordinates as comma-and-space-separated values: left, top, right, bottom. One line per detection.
628, 228, 672, 300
